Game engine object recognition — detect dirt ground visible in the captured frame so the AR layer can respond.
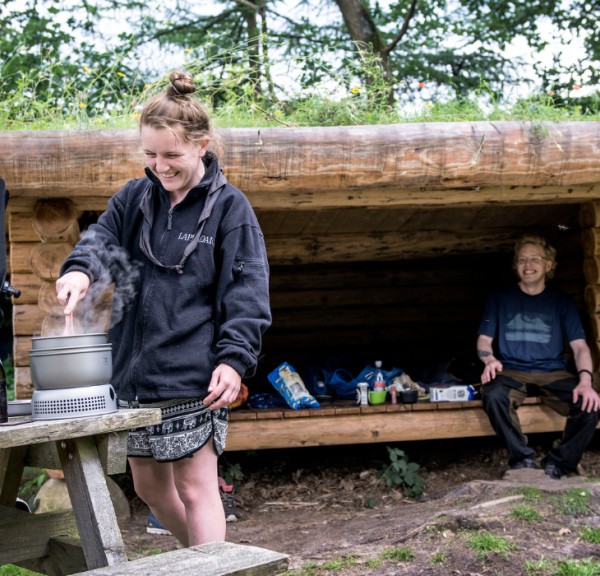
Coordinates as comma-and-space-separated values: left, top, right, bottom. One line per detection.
116, 432, 600, 575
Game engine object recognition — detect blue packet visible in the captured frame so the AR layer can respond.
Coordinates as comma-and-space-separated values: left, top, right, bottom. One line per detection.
267, 362, 320, 410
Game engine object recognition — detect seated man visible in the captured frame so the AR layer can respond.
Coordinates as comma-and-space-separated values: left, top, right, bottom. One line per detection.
477, 235, 599, 479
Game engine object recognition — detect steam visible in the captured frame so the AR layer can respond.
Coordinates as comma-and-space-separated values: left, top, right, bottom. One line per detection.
51, 229, 142, 337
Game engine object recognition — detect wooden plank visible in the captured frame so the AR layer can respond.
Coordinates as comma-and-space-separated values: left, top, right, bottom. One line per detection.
14, 336, 30, 366
581, 201, 600, 229
0, 446, 27, 507
56, 437, 127, 569
0, 508, 79, 564
10, 273, 43, 304
15, 367, 33, 400
334, 406, 360, 416
27, 432, 128, 475
71, 541, 289, 576
360, 405, 387, 414
225, 404, 579, 451
0, 409, 161, 449
229, 412, 257, 421
13, 304, 44, 336
282, 410, 312, 418
7, 197, 109, 213
8, 212, 38, 242
15, 536, 89, 576
253, 409, 284, 420
309, 407, 336, 417
264, 228, 542, 265
3, 124, 600, 205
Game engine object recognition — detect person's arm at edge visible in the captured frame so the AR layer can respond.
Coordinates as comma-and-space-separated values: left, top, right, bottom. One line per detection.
570, 339, 600, 413
477, 334, 503, 384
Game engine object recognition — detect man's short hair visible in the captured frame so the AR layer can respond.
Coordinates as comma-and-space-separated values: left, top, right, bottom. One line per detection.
513, 235, 557, 280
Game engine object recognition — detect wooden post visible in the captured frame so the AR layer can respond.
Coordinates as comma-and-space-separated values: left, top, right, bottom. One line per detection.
0, 446, 28, 507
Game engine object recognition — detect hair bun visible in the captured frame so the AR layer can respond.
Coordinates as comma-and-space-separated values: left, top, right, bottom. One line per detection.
168, 71, 196, 97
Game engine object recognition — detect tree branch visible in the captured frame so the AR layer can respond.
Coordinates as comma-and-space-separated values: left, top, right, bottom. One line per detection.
144, 8, 238, 43
231, 0, 259, 12
382, 0, 418, 54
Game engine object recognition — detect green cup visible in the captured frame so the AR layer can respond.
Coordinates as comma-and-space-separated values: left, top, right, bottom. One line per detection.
369, 390, 387, 405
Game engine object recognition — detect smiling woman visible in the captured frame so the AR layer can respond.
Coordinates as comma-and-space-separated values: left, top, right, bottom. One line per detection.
54, 70, 271, 548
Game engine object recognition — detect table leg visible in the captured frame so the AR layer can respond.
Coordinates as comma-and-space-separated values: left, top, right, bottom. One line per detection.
56, 436, 128, 569
0, 446, 27, 507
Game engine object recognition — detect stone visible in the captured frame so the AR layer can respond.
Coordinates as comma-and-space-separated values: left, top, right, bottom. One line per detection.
36, 476, 130, 519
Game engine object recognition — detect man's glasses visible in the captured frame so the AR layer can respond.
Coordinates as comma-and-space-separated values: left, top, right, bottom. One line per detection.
517, 257, 546, 265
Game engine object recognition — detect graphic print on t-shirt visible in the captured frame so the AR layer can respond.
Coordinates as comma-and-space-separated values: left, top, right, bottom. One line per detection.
505, 313, 552, 344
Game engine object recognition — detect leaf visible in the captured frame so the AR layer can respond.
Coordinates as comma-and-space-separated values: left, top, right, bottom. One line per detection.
368, 498, 376, 508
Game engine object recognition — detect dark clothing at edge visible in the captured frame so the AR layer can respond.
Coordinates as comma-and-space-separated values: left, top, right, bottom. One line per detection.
60, 156, 271, 401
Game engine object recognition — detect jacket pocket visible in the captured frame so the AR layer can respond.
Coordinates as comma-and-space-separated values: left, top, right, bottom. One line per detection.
234, 258, 265, 279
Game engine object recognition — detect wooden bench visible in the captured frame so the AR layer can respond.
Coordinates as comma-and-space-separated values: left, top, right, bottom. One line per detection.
71, 542, 289, 576
226, 397, 586, 450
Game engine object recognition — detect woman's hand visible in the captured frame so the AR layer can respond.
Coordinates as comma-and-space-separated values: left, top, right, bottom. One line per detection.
204, 364, 241, 410
56, 272, 90, 315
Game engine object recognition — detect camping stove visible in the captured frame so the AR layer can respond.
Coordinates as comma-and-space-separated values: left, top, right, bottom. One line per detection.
31, 384, 117, 420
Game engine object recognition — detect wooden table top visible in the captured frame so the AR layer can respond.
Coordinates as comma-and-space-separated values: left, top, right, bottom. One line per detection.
0, 409, 162, 449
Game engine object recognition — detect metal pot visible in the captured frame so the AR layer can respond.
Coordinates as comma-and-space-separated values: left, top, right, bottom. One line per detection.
31, 333, 107, 350
29, 344, 113, 390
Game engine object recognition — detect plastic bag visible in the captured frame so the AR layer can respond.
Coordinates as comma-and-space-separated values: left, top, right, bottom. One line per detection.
268, 362, 320, 410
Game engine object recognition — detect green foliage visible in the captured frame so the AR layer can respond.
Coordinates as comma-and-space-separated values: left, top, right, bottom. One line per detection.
552, 490, 592, 516
18, 468, 47, 512
429, 551, 446, 566
554, 558, 600, 576
376, 447, 425, 500
526, 555, 554, 573
3, 356, 14, 402
521, 487, 544, 503
467, 532, 518, 562
364, 557, 383, 568
508, 504, 543, 523
0, 566, 42, 576
218, 460, 244, 490
381, 546, 416, 561
581, 527, 600, 544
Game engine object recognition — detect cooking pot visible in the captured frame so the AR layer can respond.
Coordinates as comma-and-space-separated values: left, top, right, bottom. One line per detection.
29, 344, 113, 390
31, 333, 107, 350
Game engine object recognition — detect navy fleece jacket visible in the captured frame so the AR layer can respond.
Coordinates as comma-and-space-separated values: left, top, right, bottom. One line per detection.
60, 157, 271, 401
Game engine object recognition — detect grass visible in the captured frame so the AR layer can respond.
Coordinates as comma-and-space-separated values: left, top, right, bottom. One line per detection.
526, 555, 554, 573
429, 551, 446, 566
581, 527, 600, 544
381, 546, 416, 561
508, 504, 543, 523
554, 558, 600, 576
552, 489, 592, 516
467, 532, 518, 562
521, 487, 544, 503
0, 568, 42, 576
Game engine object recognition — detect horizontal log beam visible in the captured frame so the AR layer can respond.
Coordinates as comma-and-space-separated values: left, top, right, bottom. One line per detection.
226, 404, 574, 450
2, 123, 600, 208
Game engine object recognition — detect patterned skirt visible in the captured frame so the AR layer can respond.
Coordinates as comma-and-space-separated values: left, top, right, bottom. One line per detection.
118, 398, 229, 462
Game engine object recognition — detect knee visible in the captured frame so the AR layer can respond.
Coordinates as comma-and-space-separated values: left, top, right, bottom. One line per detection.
132, 475, 167, 508
482, 382, 509, 408
174, 474, 217, 508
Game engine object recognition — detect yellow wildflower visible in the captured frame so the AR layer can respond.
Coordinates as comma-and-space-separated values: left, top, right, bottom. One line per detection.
94, 119, 103, 123
184, 49, 192, 53
144, 84, 151, 88
274, 110, 282, 116
83, 66, 91, 75
79, 103, 87, 108
117, 72, 126, 78
131, 113, 141, 118
350, 87, 361, 94
425, 104, 434, 108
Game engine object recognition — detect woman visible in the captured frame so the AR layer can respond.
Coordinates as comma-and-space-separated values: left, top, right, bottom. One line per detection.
56, 72, 271, 546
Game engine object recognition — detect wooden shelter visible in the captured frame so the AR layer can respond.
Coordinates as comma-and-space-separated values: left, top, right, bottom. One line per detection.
2, 121, 600, 450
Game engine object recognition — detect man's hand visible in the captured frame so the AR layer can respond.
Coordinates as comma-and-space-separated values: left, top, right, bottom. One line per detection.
481, 359, 503, 384
573, 381, 600, 413
204, 363, 242, 410
56, 271, 90, 315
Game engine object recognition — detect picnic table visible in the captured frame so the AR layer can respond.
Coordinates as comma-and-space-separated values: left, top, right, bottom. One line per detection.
0, 409, 161, 575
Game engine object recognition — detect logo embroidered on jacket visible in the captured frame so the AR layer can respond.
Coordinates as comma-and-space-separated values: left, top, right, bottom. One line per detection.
178, 232, 214, 245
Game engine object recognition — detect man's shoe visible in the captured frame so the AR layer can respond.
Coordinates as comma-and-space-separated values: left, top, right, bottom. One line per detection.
146, 510, 172, 535
510, 458, 538, 470
541, 458, 564, 480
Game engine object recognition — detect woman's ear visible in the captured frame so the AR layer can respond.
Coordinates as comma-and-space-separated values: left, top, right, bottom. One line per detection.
199, 137, 210, 157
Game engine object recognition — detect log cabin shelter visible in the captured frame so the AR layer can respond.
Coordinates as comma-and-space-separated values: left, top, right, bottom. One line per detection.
2, 121, 600, 451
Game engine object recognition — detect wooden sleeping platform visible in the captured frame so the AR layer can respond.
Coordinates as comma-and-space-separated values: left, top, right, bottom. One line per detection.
225, 397, 580, 451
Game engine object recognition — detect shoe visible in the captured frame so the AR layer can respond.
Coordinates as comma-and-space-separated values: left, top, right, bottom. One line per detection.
510, 458, 538, 470
146, 510, 172, 535
541, 458, 564, 480
219, 483, 238, 522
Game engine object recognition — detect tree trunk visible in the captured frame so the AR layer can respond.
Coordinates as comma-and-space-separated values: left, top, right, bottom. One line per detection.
246, 5, 262, 98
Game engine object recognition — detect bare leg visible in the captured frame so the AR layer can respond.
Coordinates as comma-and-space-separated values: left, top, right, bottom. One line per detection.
128, 457, 189, 546
172, 439, 225, 546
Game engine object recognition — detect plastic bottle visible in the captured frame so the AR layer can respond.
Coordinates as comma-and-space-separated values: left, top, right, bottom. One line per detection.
373, 360, 386, 391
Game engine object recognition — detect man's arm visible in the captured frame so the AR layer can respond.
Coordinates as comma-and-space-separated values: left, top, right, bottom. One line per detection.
570, 339, 600, 413
477, 334, 504, 384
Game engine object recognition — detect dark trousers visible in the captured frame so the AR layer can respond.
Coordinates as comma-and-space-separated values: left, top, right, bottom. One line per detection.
482, 372, 599, 473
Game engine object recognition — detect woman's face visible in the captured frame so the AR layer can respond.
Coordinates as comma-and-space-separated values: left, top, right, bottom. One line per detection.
141, 125, 209, 199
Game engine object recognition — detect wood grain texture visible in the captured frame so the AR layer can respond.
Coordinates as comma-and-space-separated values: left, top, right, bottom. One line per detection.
71, 541, 289, 576
225, 404, 581, 451
10, 273, 43, 304
8, 212, 38, 242
0, 445, 27, 507
581, 201, 600, 229
582, 228, 600, 257
15, 367, 33, 399
33, 199, 80, 244
29, 242, 74, 281
0, 409, 161, 449
0, 508, 79, 565
14, 536, 89, 576
2, 124, 600, 207
56, 437, 127, 569
585, 257, 600, 285
585, 285, 600, 314
11, 242, 36, 274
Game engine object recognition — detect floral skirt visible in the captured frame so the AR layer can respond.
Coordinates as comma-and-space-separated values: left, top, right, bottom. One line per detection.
118, 398, 229, 462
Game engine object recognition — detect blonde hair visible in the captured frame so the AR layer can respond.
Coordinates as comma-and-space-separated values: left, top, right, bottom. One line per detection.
513, 235, 557, 279
140, 71, 225, 161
